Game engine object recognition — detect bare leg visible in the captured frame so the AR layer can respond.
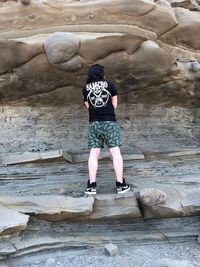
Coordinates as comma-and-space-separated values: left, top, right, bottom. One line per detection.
88, 148, 101, 183
109, 146, 123, 183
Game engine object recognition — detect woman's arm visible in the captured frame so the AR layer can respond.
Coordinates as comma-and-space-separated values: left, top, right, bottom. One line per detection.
84, 101, 89, 109
112, 95, 118, 109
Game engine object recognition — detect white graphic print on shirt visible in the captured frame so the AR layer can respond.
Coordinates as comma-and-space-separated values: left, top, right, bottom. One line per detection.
86, 81, 111, 108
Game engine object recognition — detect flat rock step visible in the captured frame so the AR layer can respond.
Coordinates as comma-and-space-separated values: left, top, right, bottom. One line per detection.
0, 151, 200, 237
0, 193, 141, 236
0, 187, 200, 236
1, 147, 200, 166
144, 148, 200, 159
0, 149, 144, 166
0, 154, 200, 238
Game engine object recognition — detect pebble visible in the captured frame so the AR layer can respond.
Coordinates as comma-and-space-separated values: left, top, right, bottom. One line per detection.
104, 244, 119, 257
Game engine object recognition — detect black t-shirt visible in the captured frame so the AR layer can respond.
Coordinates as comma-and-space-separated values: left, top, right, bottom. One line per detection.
82, 79, 118, 122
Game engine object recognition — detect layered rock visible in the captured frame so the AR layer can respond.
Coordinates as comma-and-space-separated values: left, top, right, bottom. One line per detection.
89, 192, 141, 220
0, 151, 200, 237
0, 0, 200, 241
138, 188, 200, 219
0, 205, 29, 236
0, 0, 199, 106
0, 0, 199, 155
0, 39, 43, 74
0, 195, 94, 221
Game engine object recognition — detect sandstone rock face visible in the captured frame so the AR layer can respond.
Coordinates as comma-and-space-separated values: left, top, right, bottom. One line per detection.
0, 153, 199, 238
89, 192, 142, 219
0, 192, 142, 225
0, 39, 43, 74
170, 0, 200, 11
181, 188, 200, 216
160, 7, 200, 51
0, 195, 94, 221
78, 35, 146, 63
0, 0, 199, 154
0, 205, 29, 236
0, 0, 200, 240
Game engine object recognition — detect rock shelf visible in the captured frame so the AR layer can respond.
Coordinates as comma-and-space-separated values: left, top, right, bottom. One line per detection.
0, 149, 200, 237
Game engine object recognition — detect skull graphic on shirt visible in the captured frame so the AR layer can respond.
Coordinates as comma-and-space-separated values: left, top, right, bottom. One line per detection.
86, 81, 111, 108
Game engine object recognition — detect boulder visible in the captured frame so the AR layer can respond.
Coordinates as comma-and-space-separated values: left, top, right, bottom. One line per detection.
139, 189, 185, 219
140, 187, 200, 219
54, 55, 83, 71
139, 188, 167, 206
44, 32, 80, 65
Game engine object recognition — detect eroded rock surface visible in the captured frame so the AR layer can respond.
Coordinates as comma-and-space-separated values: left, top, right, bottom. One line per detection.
0, 0, 199, 106
0, 0, 200, 241
0, 0, 199, 155
44, 32, 82, 71
0, 205, 29, 236
0, 39, 43, 74
0, 195, 94, 221
0, 152, 200, 237
89, 192, 141, 219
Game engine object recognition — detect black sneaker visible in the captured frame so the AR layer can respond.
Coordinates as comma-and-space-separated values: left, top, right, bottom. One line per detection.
84, 180, 97, 195
116, 178, 130, 194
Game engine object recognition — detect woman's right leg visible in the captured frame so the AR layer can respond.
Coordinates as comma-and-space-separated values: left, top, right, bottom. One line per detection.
109, 146, 123, 183
88, 148, 101, 183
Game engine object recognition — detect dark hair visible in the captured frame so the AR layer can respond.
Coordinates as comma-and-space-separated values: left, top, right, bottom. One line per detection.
86, 64, 105, 84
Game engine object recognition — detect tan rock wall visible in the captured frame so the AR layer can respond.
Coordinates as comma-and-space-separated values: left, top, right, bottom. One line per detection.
0, 0, 199, 152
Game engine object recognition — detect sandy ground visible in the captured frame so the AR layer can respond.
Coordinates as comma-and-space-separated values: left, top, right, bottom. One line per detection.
14, 240, 200, 267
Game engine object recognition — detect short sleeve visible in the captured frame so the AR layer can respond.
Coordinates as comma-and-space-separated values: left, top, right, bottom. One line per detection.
82, 87, 87, 102
108, 81, 118, 96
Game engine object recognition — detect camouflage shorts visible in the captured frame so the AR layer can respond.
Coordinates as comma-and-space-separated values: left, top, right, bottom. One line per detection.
88, 121, 121, 149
